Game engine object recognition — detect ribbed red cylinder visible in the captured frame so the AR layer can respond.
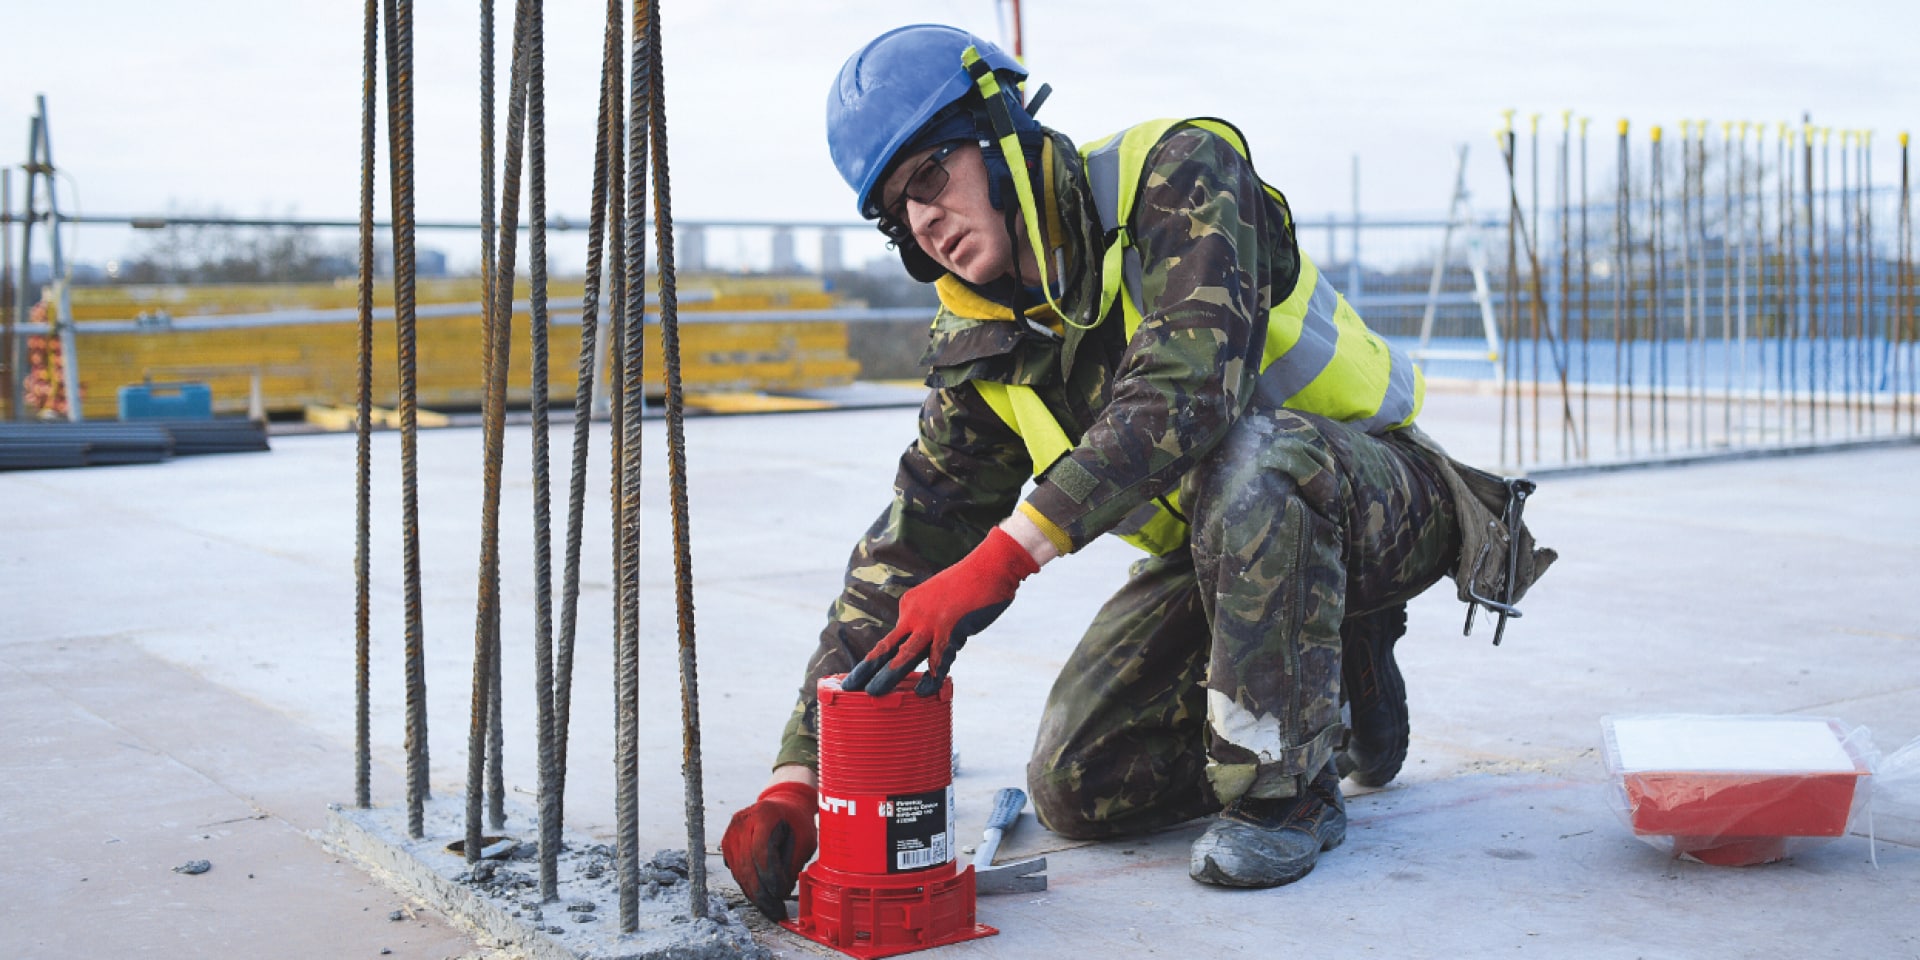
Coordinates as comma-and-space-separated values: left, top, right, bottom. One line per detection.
783, 674, 994, 958
818, 674, 953, 796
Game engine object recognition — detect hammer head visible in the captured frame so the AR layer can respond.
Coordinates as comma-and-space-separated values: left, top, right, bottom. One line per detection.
974, 856, 1047, 895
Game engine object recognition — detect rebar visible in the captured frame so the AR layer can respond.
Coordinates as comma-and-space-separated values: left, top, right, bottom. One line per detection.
549, 0, 626, 898
1902, 133, 1912, 431
1579, 117, 1591, 459
1755, 124, 1769, 441
1783, 126, 1797, 437
1840, 131, 1853, 435
1679, 121, 1696, 450
524, 0, 561, 903
1500, 117, 1516, 467
1650, 125, 1665, 453
355, 0, 379, 812
1860, 132, 1873, 435
467, 0, 534, 862
643, 0, 710, 917
619, 0, 654, 926
1804, 124, 1817, 438
1615, 119, 1631, 459
1530, 114, 1542, 462
379, 0, 430, 840
1559, 112, 1572, 461
1820, 127, 1832, 436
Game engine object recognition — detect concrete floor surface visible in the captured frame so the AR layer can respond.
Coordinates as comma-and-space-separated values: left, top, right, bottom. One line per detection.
3, 387, 1916, 959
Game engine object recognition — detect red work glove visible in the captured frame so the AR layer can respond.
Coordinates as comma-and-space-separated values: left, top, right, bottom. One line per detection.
721, 780, 817, 922
842, 527, 1040, 697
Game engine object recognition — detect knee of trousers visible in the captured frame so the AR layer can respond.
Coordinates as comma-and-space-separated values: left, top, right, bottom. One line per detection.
1185, 410, 1347, 541
1025, 753, 1121, 840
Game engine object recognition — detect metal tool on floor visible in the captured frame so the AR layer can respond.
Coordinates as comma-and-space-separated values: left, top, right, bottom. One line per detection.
974, 787, 1047, 895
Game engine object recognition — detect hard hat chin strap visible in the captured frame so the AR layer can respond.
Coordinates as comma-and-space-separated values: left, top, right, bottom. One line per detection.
961, 46, 1090, 330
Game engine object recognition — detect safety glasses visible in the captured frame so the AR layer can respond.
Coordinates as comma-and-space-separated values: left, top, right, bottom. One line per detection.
876, 142, 961, 242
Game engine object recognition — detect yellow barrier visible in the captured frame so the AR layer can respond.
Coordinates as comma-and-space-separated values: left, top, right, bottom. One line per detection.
65, 310, 861, 420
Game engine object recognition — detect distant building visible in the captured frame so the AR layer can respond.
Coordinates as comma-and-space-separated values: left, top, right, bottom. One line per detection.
681, 225, 707, 272
820, 230, 844, 275
771, 227, 797, 274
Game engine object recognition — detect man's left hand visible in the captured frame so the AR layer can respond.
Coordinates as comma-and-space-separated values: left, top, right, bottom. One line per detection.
844, 526, 1040, 696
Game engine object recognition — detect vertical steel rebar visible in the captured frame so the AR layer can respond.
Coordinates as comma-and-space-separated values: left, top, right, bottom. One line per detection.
1728, 121, 1743, 447
1781, 124, 1797, 439
1755, 123, 1768, 441
475, 0, 499, 842
524, 0, 561, 902
379, 0, 430, 840
551, 0, 627, 887
1580, 117, 1591, 460
1650, 126, 1666, 454
1737, 122, 1751, 442
643, 0, 709, 918
488, 620, 505, 830
1696, 123, 1711, 446
1530, 114, 1542, 462
619, 0, 655, 929
1901, 133, 1912, 432
1613, 120, 1628, 458
1559, 112, 1572, 462
1679, 121, 1695, 451
1860, 131, 1873, 434
469, 0, 534, 861
1501, 116, 1516, 467
1801, 124, 1814, 436
355, 0, 379, 811
1819, 127, 1833, 436
1840, 131, 1854, 436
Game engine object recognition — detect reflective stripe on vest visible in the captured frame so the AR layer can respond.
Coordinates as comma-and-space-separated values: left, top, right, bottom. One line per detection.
974, 379, 1190, 555
975, 118, 1424, 555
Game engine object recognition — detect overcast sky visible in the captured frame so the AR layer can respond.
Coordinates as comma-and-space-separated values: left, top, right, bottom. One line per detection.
5, 0, 1918, 273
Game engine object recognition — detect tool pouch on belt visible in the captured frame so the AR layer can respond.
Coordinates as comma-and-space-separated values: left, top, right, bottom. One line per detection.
1397, 426, 1558, 610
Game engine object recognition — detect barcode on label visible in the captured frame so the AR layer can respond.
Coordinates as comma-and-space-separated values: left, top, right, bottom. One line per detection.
895, 833, 949, 871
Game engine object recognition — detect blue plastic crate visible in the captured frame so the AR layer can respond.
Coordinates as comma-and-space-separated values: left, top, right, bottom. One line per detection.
119, 381, 213, 421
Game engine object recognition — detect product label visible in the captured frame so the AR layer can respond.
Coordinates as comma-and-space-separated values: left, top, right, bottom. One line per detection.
883, 786, 953, 873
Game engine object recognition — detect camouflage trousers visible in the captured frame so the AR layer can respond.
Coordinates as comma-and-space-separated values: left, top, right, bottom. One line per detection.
1026, 409, 1460, 839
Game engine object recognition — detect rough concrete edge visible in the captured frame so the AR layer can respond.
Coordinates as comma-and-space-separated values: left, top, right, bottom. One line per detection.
320, 800, 771, 960
322, 804, 575, 960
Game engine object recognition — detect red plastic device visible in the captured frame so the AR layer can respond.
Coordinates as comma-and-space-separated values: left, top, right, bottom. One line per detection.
780, 674, 995, 959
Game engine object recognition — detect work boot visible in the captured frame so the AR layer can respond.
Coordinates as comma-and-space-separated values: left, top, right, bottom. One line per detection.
1189, 763, 1346, 888
1338, 605, 1409, 788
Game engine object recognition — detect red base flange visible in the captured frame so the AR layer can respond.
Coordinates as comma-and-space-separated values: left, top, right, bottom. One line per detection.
779, 862, 996, 959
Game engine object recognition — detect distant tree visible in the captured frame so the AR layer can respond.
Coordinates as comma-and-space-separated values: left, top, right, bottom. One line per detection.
824, 268, 940, 310
112, 207, 355, 284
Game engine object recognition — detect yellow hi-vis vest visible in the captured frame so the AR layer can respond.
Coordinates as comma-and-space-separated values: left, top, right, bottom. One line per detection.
974, 118, 1425, 555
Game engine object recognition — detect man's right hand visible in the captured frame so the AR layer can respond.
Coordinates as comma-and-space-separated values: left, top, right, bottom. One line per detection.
721, 780, 817, 921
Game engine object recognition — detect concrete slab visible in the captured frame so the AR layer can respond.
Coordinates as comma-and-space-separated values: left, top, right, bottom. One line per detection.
3, 386, 1917, 959
0, 638, 483, 959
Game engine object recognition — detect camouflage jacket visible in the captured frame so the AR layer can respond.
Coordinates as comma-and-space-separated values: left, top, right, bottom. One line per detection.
776, 123, 1304, 769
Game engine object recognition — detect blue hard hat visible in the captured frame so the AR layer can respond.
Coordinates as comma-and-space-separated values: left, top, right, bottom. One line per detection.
826, 24, 1028, 219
